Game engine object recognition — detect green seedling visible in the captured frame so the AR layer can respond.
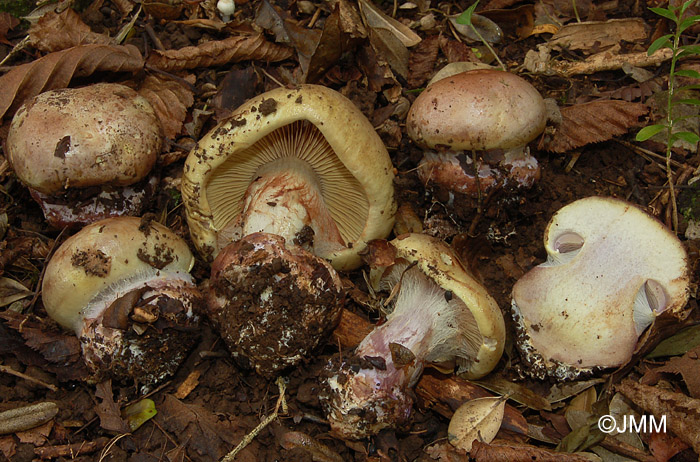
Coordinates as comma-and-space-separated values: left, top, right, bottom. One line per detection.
636, 0, 700, 232
456, 1, 506, 71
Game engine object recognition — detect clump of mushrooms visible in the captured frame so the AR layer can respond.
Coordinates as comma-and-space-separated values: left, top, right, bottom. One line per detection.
42, 216, 203, 387
406, 69, 546, 198
320, 233, 505, 439
6, 84, 162, 228
512, 197, 690, 380
182, 84, 396, 376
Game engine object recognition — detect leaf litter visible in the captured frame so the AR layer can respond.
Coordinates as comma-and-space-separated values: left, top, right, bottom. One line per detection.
0, 0, 699, 460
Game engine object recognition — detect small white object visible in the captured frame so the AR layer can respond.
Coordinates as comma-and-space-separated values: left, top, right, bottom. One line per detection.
217, 0, 235, 22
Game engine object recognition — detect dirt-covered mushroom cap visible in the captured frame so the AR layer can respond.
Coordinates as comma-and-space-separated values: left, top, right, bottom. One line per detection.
6, 83, 161, 195
512, 197, 690, 380
385, 233, 505, 378
182, 84, 396, 270
406, 69, 547, 151
42, 216, 195, 333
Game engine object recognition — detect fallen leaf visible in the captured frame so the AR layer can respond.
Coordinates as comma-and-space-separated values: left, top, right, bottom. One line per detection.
122, 399, 157, 432
447, 396, 506, 452
546, 379, 604, 405
474, 376, 551, 411
0, 12, 19, 44
138, 74, 195, 140
425, 440, 469, 461
407, 34, 440, 89
0, 435, 15, 460
94, 381, 130, 433
617, 379, 700, 454
28, 9, 110, 52
356, 44, 397, 91
358, 0, 421, 47
0, 277, 32, 307
543, 100, 648, 153
648, 430, 689, 462
547, 19, 648, 53
642, 344, 700, 398
646, 324, 700, 358
471, 439, 596, 462
157, 394, 240, 460
277, 430, 344, 462
146, 34, 293, 72
438, 36, 479, 63
15, 421, 52, 445
479, 5, 535, 40
0, 44, 144, 122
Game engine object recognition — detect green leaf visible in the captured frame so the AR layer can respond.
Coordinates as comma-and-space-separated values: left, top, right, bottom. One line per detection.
680, 0, 697, 16
679, 44, 700, 55
679, 15, 700, 32
122, 399, 157, 432
456, 0, 479, 25
647, 34, 673, 55
647, 324, 700, 358
671, 131, 700, 144
650, 6, 678, 22
674, 69, 700, 79
677, 84, 700, 92
636, 124, 667, 141
674, 98, 700, 106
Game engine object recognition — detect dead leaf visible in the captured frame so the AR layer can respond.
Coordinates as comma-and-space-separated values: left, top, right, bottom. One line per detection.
479, 5, 535, 40
474, 376, 551, 411
425, 441, 469, 461
470, 439, 595, 462
438, 36, 479, 63
277, 430, 344, 462
0, 277, 32, 307
0, 435, 15, 460
146, 34, 292, 72
94, 381, 130, 433
543, 100, 648, 153
407, 34, 440, 89
29, 9, 110, 52
356, 44, 397, 91
648, 430, 689, 462
0, 12, 20, 45
647, 324, 700, 359
546, 379, 604, 405
642, 344, 700, 398
447, 396, 506, 452
212, 67, 260, 121
617, 379, 700, 455
138, 74, 195, 140
547, 19, 648, 53
157, 394, 240, 460
0, 44, 144, 122
15, 421, 52, 445
358, 0, 420, 47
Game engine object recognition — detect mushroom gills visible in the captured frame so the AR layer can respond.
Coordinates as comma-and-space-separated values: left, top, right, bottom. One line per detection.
633, 279, 669, 335
540, 231, 584, 267
205, 121, 371, 253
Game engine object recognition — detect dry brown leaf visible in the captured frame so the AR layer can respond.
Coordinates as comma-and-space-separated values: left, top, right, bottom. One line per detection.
94, 380, 130, 433
617, 379, 700, 455
29, 9, 110, 53
470, 440, 594, 462
548, 19, 648, 53
407, 34, 440, 89
448, 397, 506, 452
146, 34, 292, 72
642, 344, 700, 398
543, 100, 648, 153
438, 36, 479, 63
138, 74, 195, 140
0, 12, 20, 44
358, 0, 420, 47
0, 44, 143, 122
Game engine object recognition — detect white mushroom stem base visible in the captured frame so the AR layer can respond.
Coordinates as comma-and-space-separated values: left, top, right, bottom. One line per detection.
78, 275, 202, 388
219, 157, 345, 256
418, 148, 540, 197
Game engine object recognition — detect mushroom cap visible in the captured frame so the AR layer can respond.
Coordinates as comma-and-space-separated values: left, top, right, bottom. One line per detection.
389, 233, 505, 379
6, 83, 161, 195
181, 84, 396, 270
42, 216, 195, 333
512, 197, 690, 379
406, 69, 547, 151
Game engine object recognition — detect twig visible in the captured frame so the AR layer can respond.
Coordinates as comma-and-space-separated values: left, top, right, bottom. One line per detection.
220, 377, 287, 462
615, 139, 683, 169
0, 363, 58, 392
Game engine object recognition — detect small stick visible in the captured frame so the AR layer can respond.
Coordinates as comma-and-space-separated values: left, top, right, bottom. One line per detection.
35, 437, 109, 459
0, 364, 57, 392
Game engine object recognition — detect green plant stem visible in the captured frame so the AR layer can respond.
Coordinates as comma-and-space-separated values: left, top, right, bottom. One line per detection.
469, 24, 506, 71
666, 27, 682, 233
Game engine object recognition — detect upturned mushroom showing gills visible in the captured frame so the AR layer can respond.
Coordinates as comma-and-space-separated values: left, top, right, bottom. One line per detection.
406, 69, 546, 197
41, 216, 203, 388
182, 84, 396, 270
182, 85, 396, 376
6, 84, 162, 228
320, 233, 505, 439
512, 197, 690, 380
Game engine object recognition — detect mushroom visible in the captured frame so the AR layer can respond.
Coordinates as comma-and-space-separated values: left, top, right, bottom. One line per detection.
41, 216, 202, 388
406, 69, 546, 197
6, 83, 162, 228
207, 232, 344, 377
181, 84, 396, 270
511, 197, 690, 380
182, 85, 395, 376
320, 233, 505, 439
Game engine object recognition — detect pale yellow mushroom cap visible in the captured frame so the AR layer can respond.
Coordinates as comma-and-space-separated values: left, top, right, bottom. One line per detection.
42, 217, 195, 333
181, 84, 396, 270
389, 233, 505, 379
7, 84, 161, 195
407, 69, 546, 151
